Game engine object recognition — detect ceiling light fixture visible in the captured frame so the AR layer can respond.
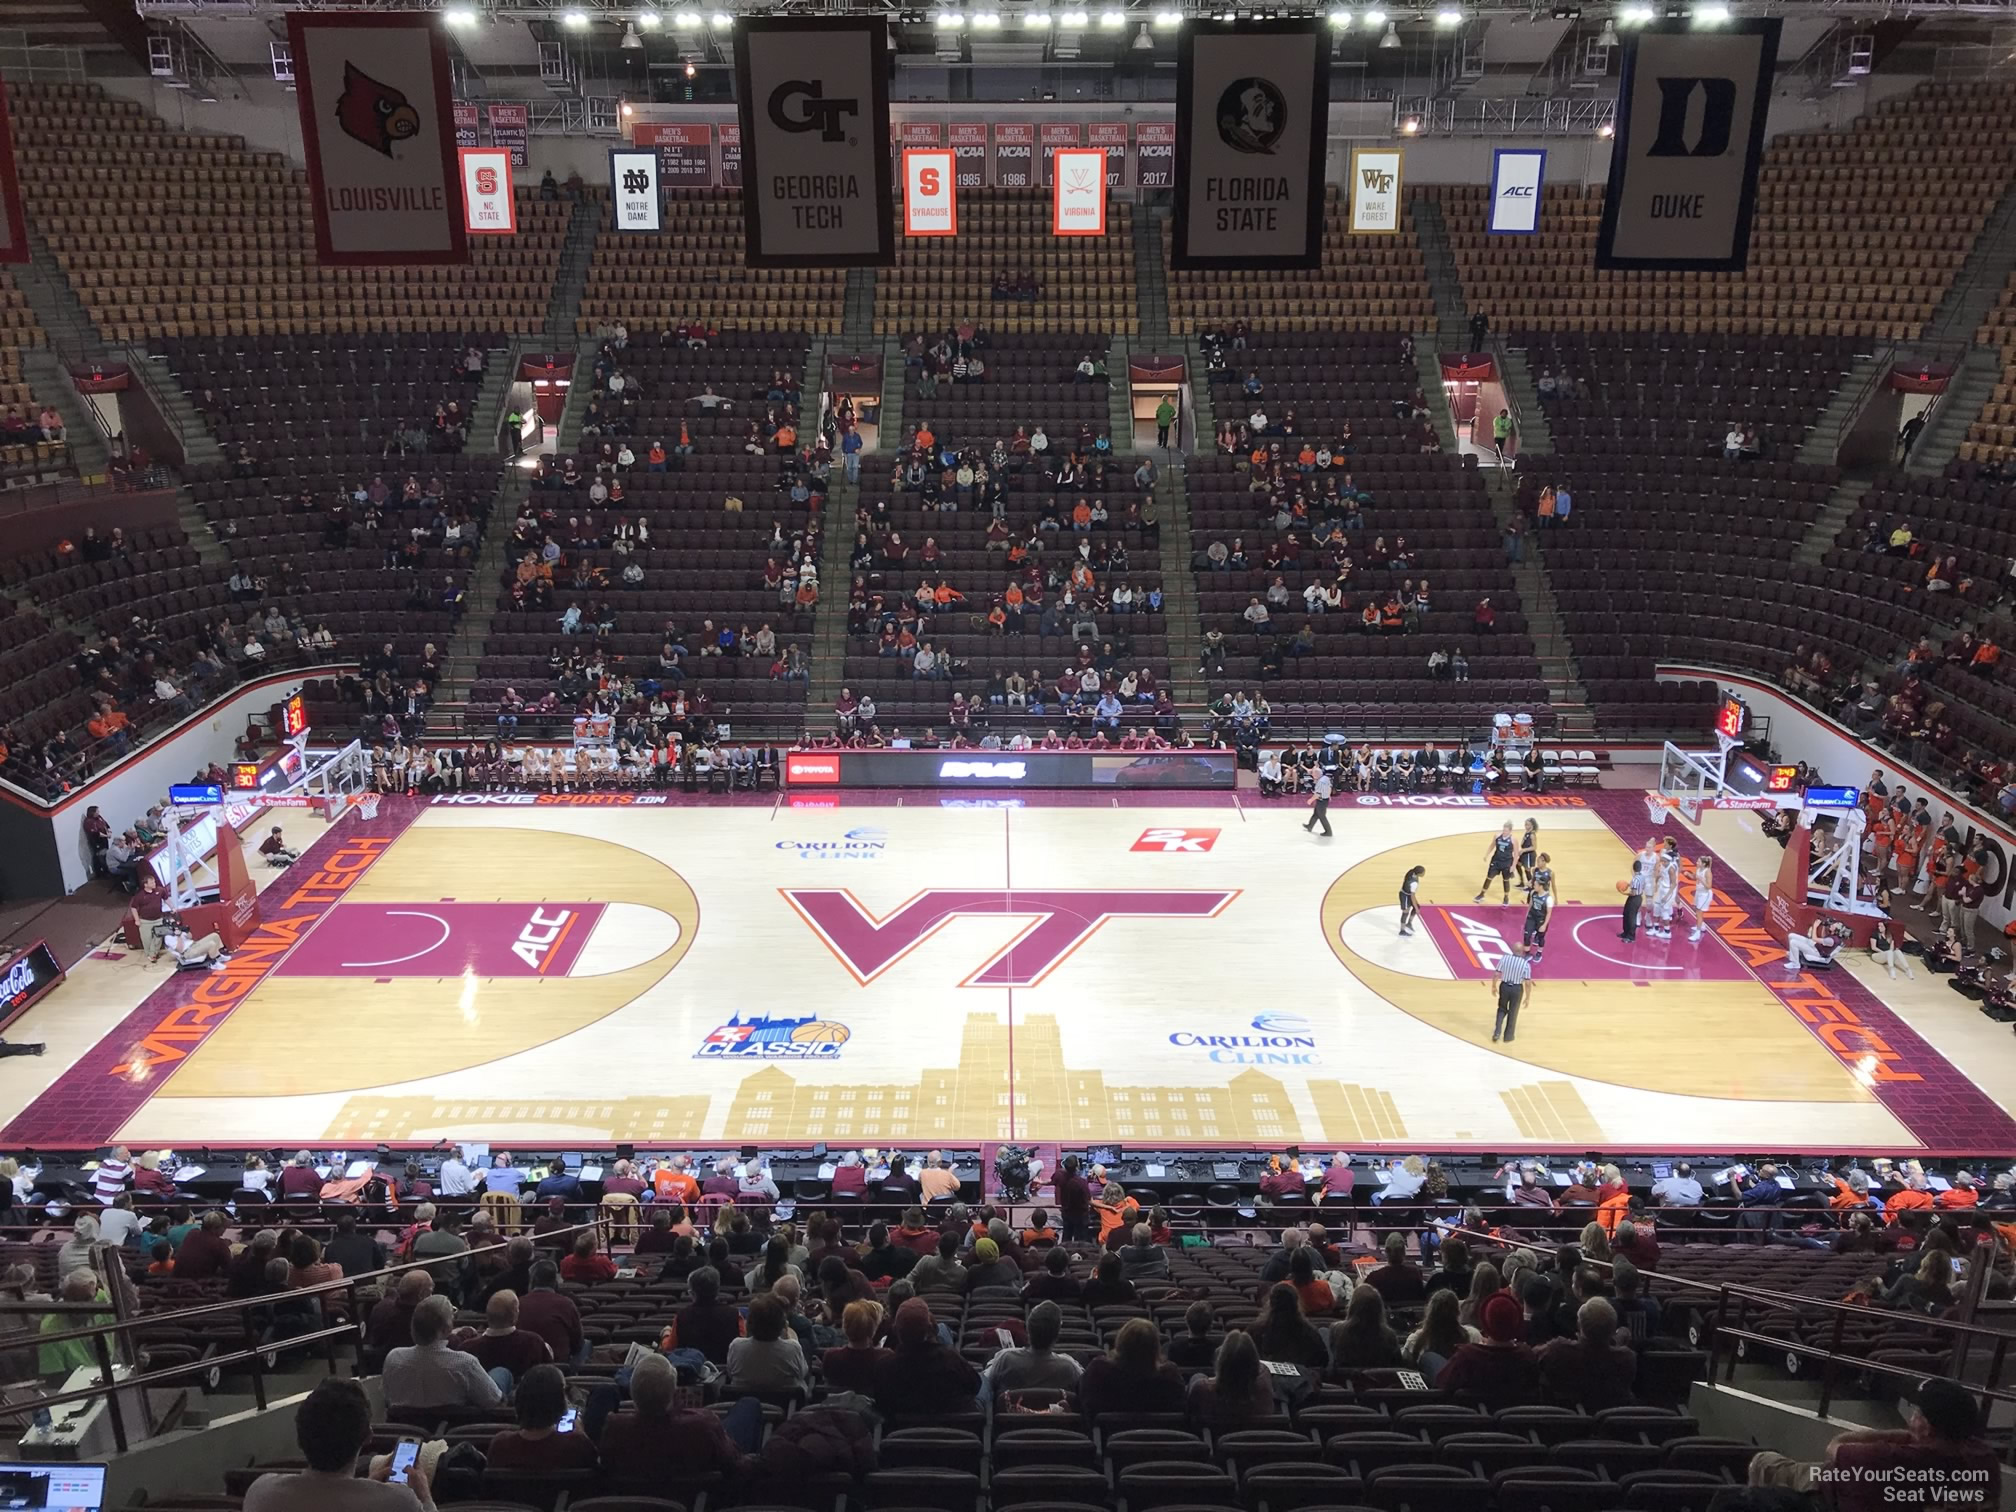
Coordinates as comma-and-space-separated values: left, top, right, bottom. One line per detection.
1693, 1, 1729, 20
1328, 8, 1352, 24
1024, 9, 1052, 25
1059, 8, 1088, 25
972, 8, 1001, 23
1101, 9, 1125, 26
1378, 18, 1401, 44
637, 9, 661, 27
443, 7, 477, 25
562, 9, 588, 27
1132, 19, 1155, 44
1435, 6, 1461, 24
1153, 6, 1181, 23
936, 7, 964, 22
620, 21, 643, 45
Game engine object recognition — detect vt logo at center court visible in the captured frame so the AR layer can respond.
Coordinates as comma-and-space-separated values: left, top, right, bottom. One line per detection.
784, 887, 1239, 987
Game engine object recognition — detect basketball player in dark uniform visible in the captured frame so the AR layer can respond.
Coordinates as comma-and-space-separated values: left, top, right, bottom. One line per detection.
1521, 876, 1552, 962
1398, 865, 1426, 936
1516, 819, 1539, 892
1474, 821, 1518, 903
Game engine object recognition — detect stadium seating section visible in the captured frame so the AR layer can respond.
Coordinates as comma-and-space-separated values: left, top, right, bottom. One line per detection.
1166, 187, 1435, 334
577, 189, 845, 337
1438, 81, 2016, 337
880, 192, 1138, 338
1967, 267, 2016, 463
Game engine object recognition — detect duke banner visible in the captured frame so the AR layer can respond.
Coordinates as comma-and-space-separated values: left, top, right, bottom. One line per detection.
610, 148, 662, 233
1348, 147, 1403, 234
1488, 148, 1546, 234
1172, 21, 1327, 270
734, 16, 894, 267
1595, 19, 1780, 271
288, 14, 464, 265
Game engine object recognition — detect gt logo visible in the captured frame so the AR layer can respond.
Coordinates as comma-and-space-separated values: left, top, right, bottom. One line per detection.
511, 907, 578, 971
767, 79, 859, 142
1132, 827, 1221, 853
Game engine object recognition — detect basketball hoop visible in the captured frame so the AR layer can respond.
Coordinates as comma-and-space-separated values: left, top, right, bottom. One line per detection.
354, 792, 381, 822
1645, 792, 1671, 826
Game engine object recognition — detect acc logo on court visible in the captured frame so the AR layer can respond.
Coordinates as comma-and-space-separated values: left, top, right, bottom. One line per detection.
698, 1012, 853, 1060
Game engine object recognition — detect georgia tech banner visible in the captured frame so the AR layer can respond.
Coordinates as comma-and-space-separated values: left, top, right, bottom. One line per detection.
1595, 19, 1780, 271
288, 13, 465, 265
1488, 148, 1545, 234
1171, 21, 1327, 270
734, 16, 894, 267
0, 82, 25, 265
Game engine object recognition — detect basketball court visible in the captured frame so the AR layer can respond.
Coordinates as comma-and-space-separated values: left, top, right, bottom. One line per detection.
5, 790, 2013, 1154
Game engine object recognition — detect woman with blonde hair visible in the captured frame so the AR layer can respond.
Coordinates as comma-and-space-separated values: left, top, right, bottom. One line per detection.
1579, 1221, 1613, 1263
1456, 1262, 1503, 1332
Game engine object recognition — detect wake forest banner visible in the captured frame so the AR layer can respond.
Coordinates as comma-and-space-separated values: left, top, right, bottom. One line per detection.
1171, 21, 1328, 271
1595, 19, 1780, 271
289, 14, 465, 265
734, 16, 895, 267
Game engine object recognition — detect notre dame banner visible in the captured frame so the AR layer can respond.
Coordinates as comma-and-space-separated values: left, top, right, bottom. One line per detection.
288, 13, 465, 265
734, 17, 894, 268
1172, 21, 1328, 270
1595, 19, 1781, 271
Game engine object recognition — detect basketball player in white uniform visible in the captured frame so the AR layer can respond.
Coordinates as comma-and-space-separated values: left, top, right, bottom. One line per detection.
1649, 841, 1681, 939
1686, 856, 1715, 943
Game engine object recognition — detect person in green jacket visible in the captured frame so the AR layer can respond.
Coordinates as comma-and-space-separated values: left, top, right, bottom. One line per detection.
1492, 408, 1514, 466
38, 1269, 111, 1380
1155, 396, 1176, 449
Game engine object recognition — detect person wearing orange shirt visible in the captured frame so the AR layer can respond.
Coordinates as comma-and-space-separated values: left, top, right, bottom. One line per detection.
1937, 1171, 1979, 1209
647, 439, 668, 472
1595, 1165, 1632, 1236
933, 580, 964, 611
1883, 1174, 1936, 1223
773, 421, 797, 451
87, 703, 131, 756
652, 1157, 701, 1206
915, 423, 936, 454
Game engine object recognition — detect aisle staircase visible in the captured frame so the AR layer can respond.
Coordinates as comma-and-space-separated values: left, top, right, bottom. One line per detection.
841, 268, 877, 347
1796, 354, 1887, 467
1904, 345, 2000, 478
1132, 208, 1171, 352
1481, 469, 1596, 740
542, 200, 599, 344
1409, 198, 1472, 352
425, 468, 525, 737
1154, 468, 1209, 712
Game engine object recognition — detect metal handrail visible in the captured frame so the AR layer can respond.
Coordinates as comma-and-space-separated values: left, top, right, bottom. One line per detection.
0, 1219, 607, 1451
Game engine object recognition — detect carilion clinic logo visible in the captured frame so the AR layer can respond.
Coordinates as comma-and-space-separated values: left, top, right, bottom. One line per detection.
775, 826, 888, 860
1168, 1011, 1320, 1065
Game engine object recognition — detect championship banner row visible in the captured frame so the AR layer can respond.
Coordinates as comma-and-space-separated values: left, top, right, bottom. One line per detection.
289, 12, 1778, 272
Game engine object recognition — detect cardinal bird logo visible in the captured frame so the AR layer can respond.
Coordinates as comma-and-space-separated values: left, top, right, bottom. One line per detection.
335, 62, 422, 157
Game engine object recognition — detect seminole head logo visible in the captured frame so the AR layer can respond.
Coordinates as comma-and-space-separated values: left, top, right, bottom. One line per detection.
1216, 76, 1288, 155
336, 62, 422, 157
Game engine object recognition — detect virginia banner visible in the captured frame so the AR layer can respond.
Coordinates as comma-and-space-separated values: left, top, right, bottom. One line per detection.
734, 16, 894, 267
1488, 147, 1546, 234
1172, 21, 1328, 270
1595, 20, 1780, 270
288, 14, 465, 265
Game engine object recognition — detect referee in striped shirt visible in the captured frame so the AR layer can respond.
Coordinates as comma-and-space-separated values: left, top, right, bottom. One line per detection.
1493, 942, 1532, 1043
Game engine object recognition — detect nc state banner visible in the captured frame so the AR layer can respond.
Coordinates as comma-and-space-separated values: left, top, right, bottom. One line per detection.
288, 14, 465, 265
1171, 21, 1328, 270
1595, 19, 1780, 271
0, 82, 25, 265
733, 16, 894, 267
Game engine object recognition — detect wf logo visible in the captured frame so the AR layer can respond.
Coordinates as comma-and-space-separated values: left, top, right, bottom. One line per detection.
785, 887, 1239, 987
1646, 76, 1738, 158
1359, 168, 1396, 194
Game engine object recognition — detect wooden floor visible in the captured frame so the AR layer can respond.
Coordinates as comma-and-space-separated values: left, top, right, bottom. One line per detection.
6, 792, 2012, 1152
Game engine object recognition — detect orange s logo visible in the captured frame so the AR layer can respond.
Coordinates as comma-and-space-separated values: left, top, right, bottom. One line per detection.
920, 167, 940, 195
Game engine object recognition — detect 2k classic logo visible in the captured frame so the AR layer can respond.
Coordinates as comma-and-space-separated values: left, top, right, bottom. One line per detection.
1132, 827, 1220, 853
785, 887, 1238, 987
768, 80, 859, 143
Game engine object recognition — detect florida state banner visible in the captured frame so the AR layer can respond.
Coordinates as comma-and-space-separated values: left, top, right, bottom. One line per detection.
733, 16, 894, 267
1595, 19, 1780, 271
0, 84, 23, 265
288, 13, 466, 265
1171, 21, 1327, 271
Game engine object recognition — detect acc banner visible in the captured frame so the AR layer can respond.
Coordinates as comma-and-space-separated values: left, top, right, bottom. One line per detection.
1053, 148, 1107, 236
610, 148, 662, 233
458, 147, 516, 235
1172, 21, 1327, 270
734, 16, 893, 267
1596, 20, 1780, 271
1348, 147, 1403, 234
288, 14, 464, 265
1488, 148, 1545, 234
903, 149, 956, 237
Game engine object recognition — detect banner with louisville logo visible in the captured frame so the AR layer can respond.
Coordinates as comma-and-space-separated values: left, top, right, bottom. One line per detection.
486, 102, 530, 169
1595, 19, 1781, 271
1172, 21, 1328, 270
733, 16, 894, 267
287, 14, 465, 265
0, 83, 25, 265
458, 147, 516, 235
1488, 147, 1545, 234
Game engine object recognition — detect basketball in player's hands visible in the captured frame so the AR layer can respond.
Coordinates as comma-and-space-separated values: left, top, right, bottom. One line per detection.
1615, 879, 1630, 894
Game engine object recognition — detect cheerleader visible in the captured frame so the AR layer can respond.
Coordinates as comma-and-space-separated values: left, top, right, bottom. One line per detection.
1687, 856, 1715, 943
1398, 865, 1426, 937
1869, 916, 1915, 980
1926, 924, 1964, 975
1516, 818, 1540, 892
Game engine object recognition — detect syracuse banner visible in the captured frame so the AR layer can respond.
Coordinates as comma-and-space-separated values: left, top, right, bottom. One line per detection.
0, 82, 24, 265
1171, 21, 1328, 270
734, 16, 894, 267
458, 147, 515, 235
903, 148, 956, 236
1595, 19, 1780, 271
1488, 147, 1545, 234
288, 14, 465, 265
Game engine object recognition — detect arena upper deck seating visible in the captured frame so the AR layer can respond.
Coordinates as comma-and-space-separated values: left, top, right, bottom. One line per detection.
1965, 269, 2016, 464
1191, 333, 1547, 732
1438, 80, 2016, 338
880, 192, 1137, 338
576, 190, 845, 338
0, 277, 71, 484
462, 331, 818, 733
903, 333, 1117, 446
1166, 187, 1435, 335
9, 83, 569, 340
